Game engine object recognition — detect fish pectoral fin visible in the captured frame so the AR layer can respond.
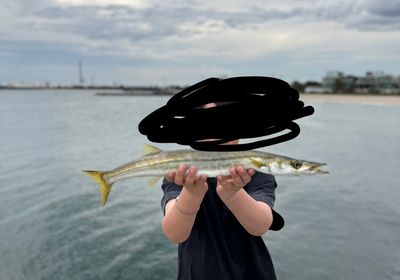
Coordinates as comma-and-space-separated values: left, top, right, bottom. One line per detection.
147, 176, 162, 187
250, 158, 264, 169
142, 144, 162, 156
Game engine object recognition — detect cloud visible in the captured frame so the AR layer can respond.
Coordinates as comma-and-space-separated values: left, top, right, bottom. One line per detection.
5, 1, 399, 43
56, 0, 147, 7
367, 0, 400, 17
345, 0, 400, 31
1, 0, 399, 84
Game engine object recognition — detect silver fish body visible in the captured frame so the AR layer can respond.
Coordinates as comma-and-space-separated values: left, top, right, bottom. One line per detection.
83, 144, 328, 205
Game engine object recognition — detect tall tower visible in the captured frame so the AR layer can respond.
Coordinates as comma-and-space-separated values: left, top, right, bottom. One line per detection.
78, 59, 85, 85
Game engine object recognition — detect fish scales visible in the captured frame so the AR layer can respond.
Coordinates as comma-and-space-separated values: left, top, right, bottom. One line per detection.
108, 150, 262, 181
83, 144, 328, 206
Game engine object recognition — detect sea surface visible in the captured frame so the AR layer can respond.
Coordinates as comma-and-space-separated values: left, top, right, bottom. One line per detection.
1, 89, 399, 280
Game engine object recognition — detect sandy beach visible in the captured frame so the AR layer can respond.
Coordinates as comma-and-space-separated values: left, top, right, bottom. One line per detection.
300, 93, 400, 105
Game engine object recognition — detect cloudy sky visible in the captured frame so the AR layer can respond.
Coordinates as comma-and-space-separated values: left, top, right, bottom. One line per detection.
1, 0, 399, 85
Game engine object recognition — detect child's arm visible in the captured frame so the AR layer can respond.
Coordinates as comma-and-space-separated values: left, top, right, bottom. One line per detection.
217, 166, 273, 236
161, 165, 208, 244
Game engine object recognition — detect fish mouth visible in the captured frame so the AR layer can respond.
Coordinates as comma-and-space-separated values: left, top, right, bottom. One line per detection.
311, 163, 329, 174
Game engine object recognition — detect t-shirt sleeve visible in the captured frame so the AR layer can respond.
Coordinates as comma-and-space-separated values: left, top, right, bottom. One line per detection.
246, 172, 276, 208
160, 178, 182, 215
245, 172, 284, 231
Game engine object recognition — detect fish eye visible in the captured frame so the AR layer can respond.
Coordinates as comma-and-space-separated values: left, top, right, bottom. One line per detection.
291, 160, 303, 169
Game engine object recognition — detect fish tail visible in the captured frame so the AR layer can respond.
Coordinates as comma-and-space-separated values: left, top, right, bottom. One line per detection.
83, 170, 113, 206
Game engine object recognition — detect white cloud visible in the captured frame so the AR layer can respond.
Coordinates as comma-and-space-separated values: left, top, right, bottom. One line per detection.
1, 0, 399, 84
55, 0, 148, 8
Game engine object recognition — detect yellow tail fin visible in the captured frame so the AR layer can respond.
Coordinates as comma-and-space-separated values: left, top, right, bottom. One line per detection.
83, 170, 113, 206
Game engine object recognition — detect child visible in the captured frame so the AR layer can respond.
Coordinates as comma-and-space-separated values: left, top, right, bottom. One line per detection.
161, 159, 284, 279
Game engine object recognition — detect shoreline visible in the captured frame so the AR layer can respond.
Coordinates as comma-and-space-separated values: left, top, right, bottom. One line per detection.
300, 93, 400, 105
2, 88, 400, 105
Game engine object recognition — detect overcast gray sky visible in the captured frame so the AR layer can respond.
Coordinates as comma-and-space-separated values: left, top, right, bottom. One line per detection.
1, 0, 399, 85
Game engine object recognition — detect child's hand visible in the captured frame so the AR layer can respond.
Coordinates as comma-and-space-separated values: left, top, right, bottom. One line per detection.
216, 166, 255, 201
165, 165, 208, 195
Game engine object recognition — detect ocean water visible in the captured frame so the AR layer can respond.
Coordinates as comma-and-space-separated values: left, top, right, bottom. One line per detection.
0, 89, 399, 280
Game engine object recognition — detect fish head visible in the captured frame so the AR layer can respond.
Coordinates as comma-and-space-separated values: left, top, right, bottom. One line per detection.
250, 157, 329, 176
284, 159, 329, 175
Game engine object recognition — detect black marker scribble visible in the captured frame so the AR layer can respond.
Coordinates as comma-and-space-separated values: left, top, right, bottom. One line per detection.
138, 76, 314, 151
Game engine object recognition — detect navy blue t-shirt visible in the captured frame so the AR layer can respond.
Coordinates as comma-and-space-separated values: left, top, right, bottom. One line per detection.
161, 172, 284, 280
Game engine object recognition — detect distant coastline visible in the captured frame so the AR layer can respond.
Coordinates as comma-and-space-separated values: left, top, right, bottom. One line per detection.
3, 71, 399, 97
1, 86, 400, 102
0, 85, 184, 96
301, 93, 400, 105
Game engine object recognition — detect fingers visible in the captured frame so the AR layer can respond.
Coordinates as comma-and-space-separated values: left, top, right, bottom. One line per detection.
184, 165, 197, 187
174, 164, 188, 186
218, 166, 255, 189
247, 168, 256, 176
168, 165, 207, 189
165, 171, 176, 182
235, 166, 254, 185
166, 165, 253, 189
197, 174, 208, 188
229, 166, 245, 186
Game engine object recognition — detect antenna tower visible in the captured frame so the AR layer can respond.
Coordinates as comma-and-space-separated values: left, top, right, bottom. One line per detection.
78, 60, 85, 85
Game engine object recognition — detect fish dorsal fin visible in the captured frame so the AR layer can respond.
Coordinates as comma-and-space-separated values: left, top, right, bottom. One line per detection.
250, 158, 264, 169
142, 144, 162, 155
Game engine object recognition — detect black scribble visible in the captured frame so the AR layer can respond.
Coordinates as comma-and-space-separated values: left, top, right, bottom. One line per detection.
139, 76, 314, 151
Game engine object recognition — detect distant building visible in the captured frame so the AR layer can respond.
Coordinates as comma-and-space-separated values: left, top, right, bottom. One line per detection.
304, 85, 329, 93
321, 71, 399, 94
322, 71, 357, 93
322, 71, 342, 91
354, 71, 399, 94
303, 81, 330, 93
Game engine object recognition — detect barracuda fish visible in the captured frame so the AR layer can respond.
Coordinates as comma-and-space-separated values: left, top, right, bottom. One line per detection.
83, 144, 328, 206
